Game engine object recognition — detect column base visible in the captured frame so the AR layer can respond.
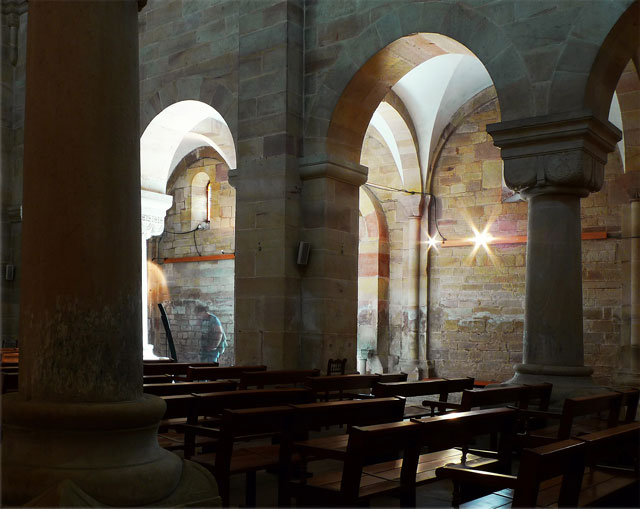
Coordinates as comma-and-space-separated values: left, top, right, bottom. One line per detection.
398, 359, 434, 380
1, 393, 219, 506
502, 363, 607, 411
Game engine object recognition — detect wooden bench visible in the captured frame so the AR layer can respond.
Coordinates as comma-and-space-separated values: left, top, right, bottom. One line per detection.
238, 369, 320, 389
186, 364, 267, 382
375, 372, 408, 383
182, 388, 315, 457
518, 391, 624, 448
290, 407, 517, 507
190, 405, 296, 507
143, 361, 219, 377
143, 374, 175, 384
305, 374, 381, 401
1, 371, 19, 393
143, 380, 237, 396
373, 377, 475, 418
436, 421, 640, 507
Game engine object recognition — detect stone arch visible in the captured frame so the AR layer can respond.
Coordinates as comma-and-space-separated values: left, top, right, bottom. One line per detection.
582, 1, 639, 120
614, 60, 640, 173
140, 100, 236, 194
305, 1, 531, 162
141, 78, 235, 137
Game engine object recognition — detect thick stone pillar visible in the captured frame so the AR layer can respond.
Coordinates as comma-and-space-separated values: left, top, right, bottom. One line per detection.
1, 1, 218, 505
488, 112, 620, 404
299, 156, 367, 371
232, 0, 304, 368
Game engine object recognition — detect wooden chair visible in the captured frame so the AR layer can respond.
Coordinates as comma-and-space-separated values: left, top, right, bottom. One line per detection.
143, 380, 237, 396
238, 369, 320, 389
305, 374, 381, 401
186, 364, 267, 381
326, 358, 346, 376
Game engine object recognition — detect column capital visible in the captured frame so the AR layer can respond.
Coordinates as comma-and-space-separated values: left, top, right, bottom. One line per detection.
1, 0, 27, 18
299, 154, 368, 186
487, 111, 621, 196
141, 190, 172, 240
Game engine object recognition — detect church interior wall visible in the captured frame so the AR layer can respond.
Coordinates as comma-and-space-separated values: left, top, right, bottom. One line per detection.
147, 150, 235, 363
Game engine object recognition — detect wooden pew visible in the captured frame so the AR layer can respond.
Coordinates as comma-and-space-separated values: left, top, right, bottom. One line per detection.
143, 361, 219, 377
238, 369, 321, 389
518, 391, 624, 448
190, 406, 296, 507
305, 374, 381, 401
436, 421, 640, 507
143, 374, 175, 384
373, 377, 475, 418
182, 388, 315, 457
375, 372, 408, 383
144, 380, 237, 396
290, 407, 517, 507
186, 364, 267, 382
1, 371, 19, 393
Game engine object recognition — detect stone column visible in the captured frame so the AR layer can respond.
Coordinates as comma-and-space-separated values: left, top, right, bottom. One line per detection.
488, 113, 620, 403
141, 190, 173, 359
397, 194, 429, 378
1, 1, 217, 505
299, 155, 368, 371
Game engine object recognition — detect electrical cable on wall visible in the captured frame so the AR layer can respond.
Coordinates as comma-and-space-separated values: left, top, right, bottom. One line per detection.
161, 224, 204, 257
365, 182, 447, 241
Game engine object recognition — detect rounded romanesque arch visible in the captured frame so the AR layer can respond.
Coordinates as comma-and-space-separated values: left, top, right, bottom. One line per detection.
140, 78, 235, 138
565, 0, 638, 121
305, 1, 532, 163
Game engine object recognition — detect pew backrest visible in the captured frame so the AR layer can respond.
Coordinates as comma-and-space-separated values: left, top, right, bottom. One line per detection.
186, 364, 267, 381
305, 374, 381, 400
143, 361, 219, 377
557, 391, 623, 439
290, 397, 406, 432
459, 385, 528, 411
144, 380, 237, 396
189, 387, 314, 423
238, 369, 320, 389
375, 372, 408, 383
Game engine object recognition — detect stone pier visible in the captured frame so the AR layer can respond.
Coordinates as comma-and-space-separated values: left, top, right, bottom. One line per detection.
0, 1, 218, 505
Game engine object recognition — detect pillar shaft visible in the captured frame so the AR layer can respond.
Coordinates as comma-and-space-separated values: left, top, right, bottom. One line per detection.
522, 190, 585, 367
631, 199, 640, 348
19, 0, 142, 402
2, 1, 218, 505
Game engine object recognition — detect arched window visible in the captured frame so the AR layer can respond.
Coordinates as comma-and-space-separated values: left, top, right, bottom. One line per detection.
191, 171, 210, 225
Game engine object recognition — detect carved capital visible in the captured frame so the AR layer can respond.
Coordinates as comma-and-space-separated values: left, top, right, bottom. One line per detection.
299, 154, 368, 186
487, 111, 621, 196
1, 0, 27, 18
140, 190, 172, 240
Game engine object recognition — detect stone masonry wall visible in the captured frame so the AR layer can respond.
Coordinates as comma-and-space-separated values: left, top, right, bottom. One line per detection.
148, 153, 235, 364
429, 97, 626, 386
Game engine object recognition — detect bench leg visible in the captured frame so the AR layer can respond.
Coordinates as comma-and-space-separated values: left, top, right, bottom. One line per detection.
246, 471, 257, 507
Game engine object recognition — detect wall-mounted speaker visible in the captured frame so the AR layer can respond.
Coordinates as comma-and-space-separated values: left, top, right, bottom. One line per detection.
297, 241, 311, 265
